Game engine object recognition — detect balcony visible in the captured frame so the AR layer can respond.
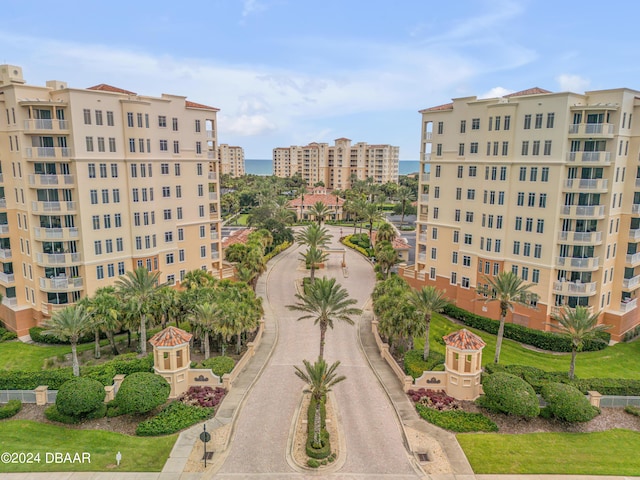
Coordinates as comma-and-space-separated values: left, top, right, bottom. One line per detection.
0, 249, 12, 259
557, 231, 603, 244
0, 225, 8, 235
626, 252, 640, 266
208, 172, 217, 181
424, 132, 433, 141
553, 280, 597, 296
35, 252, 82, 266
635, 178, 640, 188
629, 229, 640, 241
418, 252, 427, 262
39, 276, 84, 292
550, 305, 594, 318
209, 191, 218, 201
566, 151, 611, 165
419, 233, 427, 243
0, 173, 3, 183
33, 227, 79, 241
562, 178, 608, 192
623, 275, 640, 290
27, 174, 75, 187
560, 205, 605, 219
23, 119, 69, 133
568, 123, 614, 137
2, 297, 17, 307
0, 198, 6, 209
210, 231, 219, 240
206, 130, 215, 139
420, 194, 429, 203
632, 204, 640, 214
620, 298, 638, 313
31, 201, 77, 213
24, 147, 72, 160
555, 256, 599, 270
211, 251, 220, 260
0, 272, 15, 284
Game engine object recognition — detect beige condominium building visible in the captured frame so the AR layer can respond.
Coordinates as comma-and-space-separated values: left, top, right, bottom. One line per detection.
218, 144, 245, 177
273, 137, 399, 189
0, 65, 223, 336
405, 87, 640, 341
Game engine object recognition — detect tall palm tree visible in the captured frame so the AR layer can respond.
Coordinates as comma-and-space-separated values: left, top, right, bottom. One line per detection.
549, 306, 610, 379
84, 286, 121, 356
295, 223, 331, 250
480, 271, 537, 364
115, 267, 166, 355
78, 296, 103, 360
287, 276, 362, 360
362, 203, 384, 240
182, 269, 216, 290
42, 305, 93, 376
301, 246, 329, 282
374, 242, 399, 279
190, 303, 218, 359
294, 358, 346, 448
394, 186, 416, 228
409, 286, 449, 361
375, 222, 397, 245
308, 201, 331, 226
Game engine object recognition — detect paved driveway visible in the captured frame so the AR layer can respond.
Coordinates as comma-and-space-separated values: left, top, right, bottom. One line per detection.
215, 225, 418, 478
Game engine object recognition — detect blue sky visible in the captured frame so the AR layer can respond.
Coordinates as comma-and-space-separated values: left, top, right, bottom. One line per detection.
2, 0, 639, 159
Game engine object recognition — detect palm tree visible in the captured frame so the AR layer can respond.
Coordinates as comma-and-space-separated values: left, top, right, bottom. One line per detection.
154, 286, 179, 329
308, 201, 331, 226
301, 246, 329, 282
182, 269, 216, 290
78, 296, 103, 360
409, 286, 449, 361
374, 242, 399, 279
479, 271, 537, 364
362, 203, 384, 240
294, 358, 346, 448
84, 286, 121, 356
375, 222, 396, 245
394, 186, 416, 228
42, 305, 93, 376
287, 276, 362, 360
190, 303, 218, 359
115, 267, 166, 355
295, 223, 331, 251
549, 306, 610, 379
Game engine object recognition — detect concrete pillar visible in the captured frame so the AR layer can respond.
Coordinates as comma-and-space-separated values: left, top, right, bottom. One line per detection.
222, 373, 231, 390
371, 319, 379, 334
588, 391, 602, 408
104, 385, 115, 403
247, 341, 255, 357
34, 386, 48, 406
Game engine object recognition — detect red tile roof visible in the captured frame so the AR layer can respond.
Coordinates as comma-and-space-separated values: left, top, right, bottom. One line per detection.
222, 228, 255, 249
149, 326, 193, 347
186, 100, 220, 111
289, 193, 345, 208
419, 102, 453, 113
443, 329, 486, 350
504, 87, 552, 98
370, 231, 410, 250
87, 84, 137, 95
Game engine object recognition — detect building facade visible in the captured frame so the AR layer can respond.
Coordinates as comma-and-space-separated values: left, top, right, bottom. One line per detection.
273, 138, 399, 189
406, 87, 640, 341
0, 65, 223, 336
218, 144, 245, 177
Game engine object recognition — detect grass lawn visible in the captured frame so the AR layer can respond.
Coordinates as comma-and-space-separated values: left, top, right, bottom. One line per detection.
0, 341, 95, 371
457, 429, 640, 475
234, 213, 249, 226
0, 420, 176, 472
415, 313, 640, 379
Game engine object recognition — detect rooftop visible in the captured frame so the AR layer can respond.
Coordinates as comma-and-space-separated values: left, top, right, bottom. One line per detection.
149, 326, 193, 347
443, 329, 486, 350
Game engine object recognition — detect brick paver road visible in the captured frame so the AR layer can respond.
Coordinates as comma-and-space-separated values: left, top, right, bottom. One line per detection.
214, 225, 419, 479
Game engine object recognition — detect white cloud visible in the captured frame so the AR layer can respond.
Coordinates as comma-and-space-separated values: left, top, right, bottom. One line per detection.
556, 74, 590, 93
222, 114, 277, 136
479, 87, 515, 99
242, 0, 267, 17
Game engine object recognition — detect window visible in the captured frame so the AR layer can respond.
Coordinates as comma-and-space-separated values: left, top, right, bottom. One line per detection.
498, 192, 504, 205
468, 166, 477, 177
160, 140, 168, 151
437, 121, 444, 134
94, 240, 102, 255
430, 268, 437, 280
166, 253, 174, 265
458, 143, 465, 156
513, 241, 520, 255
92, 215, 100, 230
115, 213, 122, 227
176, 185, 182, 198
139, 138, 145, 153
142, 188, 148, 202
432, 207, 439, 219
519, 167, 526, 181
136, 113, 143, 128
431, 248, 437, 260
472, 118, 480, 130
178, 228, 184, 241
86, 136, 94, 152
199, 205, 205, 217
491, 167, 497, 180
143, 212, 149, 225
106, 111, 114, 126
173, 141, 180, 154
118, 261, 125, 275
105, 239, 113, 253
512, 265, 518, 275
88, 163, 96, 178
454, 209, 461, 222
450, 272, 457, 285
544, 140, 552, 155
172, 117, 179, 131
546, 113, 555, 128
488, 117, 493, 131
493, 141, 499, 156
83, 109, 91, 125
132, 188, 139, 202
539, 193, 547, 208
463, 255, 471, 267
161, 163, 169, 174
104, 214, 111, 229
461, 277, 470, 288
107, 264, 115, 278
495, 239, 501, 253
110, 163, 118, 177
517, 192, 524, 206
453, 231, 459, 243
497, 215, 503, 229
452, 251, 458, 264
127, 112, 134, 127
200, 225, 206, 238
464, 234, 472, 245
495, 116, 501, 130
521, 141, 529, 156
162, 186, 171, 198
541, 167, 549, 182
200, 246, 207, 258
523, 242, 531, 256
525, 217, 533, 232
528, 192, 535, 207
116, 237, 123, 251
537, 219, 544, 233
96, 265, 104, 279
532, 269, 540, 283
455, 187, 462, 200
532, 140, 540, 155
102, 189, 109, 203
90, 190, 98, 204
534, 244, 542, 258
113, 188, 120, 203
163, 209, 172, 220
470, 142, 478, 154
165, 231, 173, 242
197, 163, 203, 176
97, 137, 105, 152
196, 141, 202, 155
436, 144, 442, 156
467, 189, 475, 200
502, 142, 509, 156
158, 116, 167, 127
198, 184, 204, 197
530, 167, 538, 182
524, 114, 531, 129
522, 267, 529, 280
195, 119, 201, 132
504, 115, 511, 130
515, 216, 522, 230
465, 211, 474, 222
129, 138, 136, 153
435, 165, 441, 177
145, 235, 151, 249
134, 212, 141, 226
535, 113, 543, 129
457, 165, 463, 178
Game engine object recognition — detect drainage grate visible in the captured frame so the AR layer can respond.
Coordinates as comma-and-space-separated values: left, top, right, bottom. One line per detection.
203, 452, 214, 460
417, 452, 430, 462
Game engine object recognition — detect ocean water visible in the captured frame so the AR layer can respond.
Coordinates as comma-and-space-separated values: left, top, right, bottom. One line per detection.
244, 159, 421, 176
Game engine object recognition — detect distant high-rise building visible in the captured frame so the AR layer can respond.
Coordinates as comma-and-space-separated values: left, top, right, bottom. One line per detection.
273, 138, 399, 188
0, 65, 223, 336
218, 144, 245, 177
405, 87, 640, 341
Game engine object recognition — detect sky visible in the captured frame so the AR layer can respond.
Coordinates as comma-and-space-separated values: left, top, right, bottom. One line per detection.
2, 0, 639, 160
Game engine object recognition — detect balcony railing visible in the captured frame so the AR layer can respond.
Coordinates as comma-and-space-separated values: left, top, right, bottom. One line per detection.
33, 227, 79, 240
209, 191, 218, 201
418, 252, 426, 262
31, 201, 77, 213
0, 198, 6, 209
419, 233, 427, 243
557, 231, 602, 244
35, 252, 82, 265
0, 173, 3, 183
0, 249, 12, 259
560, 205, 605, 218
206, 130, 215, 139
208, 172, 217, 181
566, 152, 611, 164
626, 252, 640, 266
211, 251, 220, 260
0, 224, 8, 234
563, 178, 608, 191
0, 272, 15, 284
420, 194, 429, 203
629, 229, 640, 241
27, 174, 75, 187
552, 280, 597, 295
568, 123, 614, 136
550, 305, 594, 317
632, 204, 640, 214
2, 297, 17, 307
23, 119, 69, 131
24, 147, 72, 159
39, 276, 84, 291
623, 275, 640, 289
620, 298, 638, 313
555, 256, 599, 269
424, 132, 433, 141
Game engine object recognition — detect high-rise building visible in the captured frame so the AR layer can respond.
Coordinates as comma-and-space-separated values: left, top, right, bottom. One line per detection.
404, 87, 640, 341
0, 65, 223, 336
273, 138, 399, 189
218, 144, 245, 177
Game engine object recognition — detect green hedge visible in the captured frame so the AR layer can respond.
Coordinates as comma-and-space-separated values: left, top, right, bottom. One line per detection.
478, 372, 540, 418
541, 382, 598, 422
625, 405, 640, 417
136, 401, 214, 436
29, 326, 98, 345
198, 356, 236, 377
264, 241, 292, 262
404, 350, 445, 379
0, 399, 22, 419
56, 377, 106, 419
113, 372, 170, 415
416, 404, 498, 432
341, 235, 373, 257
442, 304, 610, 352
0, 326, 17, 342
306, 396, 331, 459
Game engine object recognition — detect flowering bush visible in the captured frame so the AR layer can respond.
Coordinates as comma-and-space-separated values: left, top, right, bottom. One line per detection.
178, 386, 227, 408
407, 388, 460, 411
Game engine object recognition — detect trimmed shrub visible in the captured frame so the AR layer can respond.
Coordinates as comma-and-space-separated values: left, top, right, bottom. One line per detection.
416, 404, 498, 432
479, 372, 539, 418
341, 235, 373, 257
136, 401, 214, 436
625, 405, 640, 417
199, 356, 236, 377
404, 350, 445, 379
442, 304, 610, 352
307, 459, 320, 468
0, 399, 22, 419
572, 377, 640, 396
541, 382, 598, 422
306, 396, 331, 459
113, 372, 170, 415
0, 326, 17, 342
264, 241, 291, 262
483, 364, 570, 393
29, 326, 97, 345
56, 377, 106, 419
110, 353, 154, 375
45, 404, 81, 424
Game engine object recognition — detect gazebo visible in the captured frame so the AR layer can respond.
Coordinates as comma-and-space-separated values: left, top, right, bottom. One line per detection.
149, 326, 193, 398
